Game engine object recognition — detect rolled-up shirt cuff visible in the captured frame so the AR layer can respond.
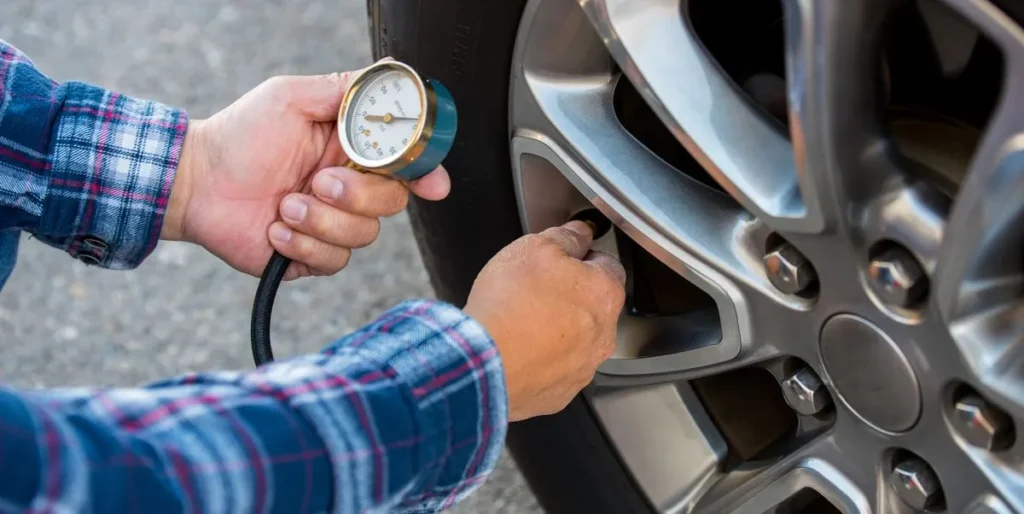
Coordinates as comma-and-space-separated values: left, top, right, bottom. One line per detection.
33, 81, 187, 269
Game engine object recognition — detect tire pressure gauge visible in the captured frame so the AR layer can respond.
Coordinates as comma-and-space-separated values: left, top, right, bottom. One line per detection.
338, 60, 457, 181
250, 60, 458, 366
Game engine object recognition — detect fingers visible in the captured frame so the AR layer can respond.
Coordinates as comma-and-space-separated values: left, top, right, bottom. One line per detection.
279, 193, 381, 248
279, 159, 423, 278
311, 167, 409, 217
538, 221, 594, 260
584, 250, 628, 317
584, 251, 627, 286
407, 166, 451, 201
268, 222, 353, 275
312, 166, 450, 209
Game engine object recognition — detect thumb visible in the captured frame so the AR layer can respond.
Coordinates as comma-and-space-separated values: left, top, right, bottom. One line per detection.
538, 221, 594, 260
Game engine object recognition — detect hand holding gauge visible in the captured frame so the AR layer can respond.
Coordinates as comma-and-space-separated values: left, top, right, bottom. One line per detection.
250, 60, 458, 365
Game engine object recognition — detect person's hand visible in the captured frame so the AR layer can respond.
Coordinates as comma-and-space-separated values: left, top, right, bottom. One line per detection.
163, 63, 451, 279
464, 221, 626, 421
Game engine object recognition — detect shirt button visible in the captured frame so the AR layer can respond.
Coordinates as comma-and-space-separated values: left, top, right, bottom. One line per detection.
77, 253, 100, 266
82, 237, 108, 251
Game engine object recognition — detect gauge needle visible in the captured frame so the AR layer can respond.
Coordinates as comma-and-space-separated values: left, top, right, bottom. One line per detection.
364, 113, 418, 124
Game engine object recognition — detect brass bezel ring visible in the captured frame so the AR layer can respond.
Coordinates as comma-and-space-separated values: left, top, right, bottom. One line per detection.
337, 60, 432, 176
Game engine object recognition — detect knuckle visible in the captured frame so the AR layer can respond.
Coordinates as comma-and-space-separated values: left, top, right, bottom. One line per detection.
364, 180, 408, 216
589, 266, 626, 303
567, 308, 601, 342
323, 248, 353, 274
519, 233, 548, 252
608, 259, 627, 282
350, 217, 381, 248
325, 71, 346, 85
540, 226, 573, 245
262, 76, 294, 102
263, 75, 289, 90
332, 70, 358, 91
538, 226, 568, 243
503, 232, 569, 265
591, 256, 626, 283
605, 280, 626, 308
342, 178, 372, 212
306, 204, 333, 235
385, 184, 410, 215
308, 204, 380, 249
531, 230, 556, 247
291, 233, 316, 259
522, 233, 545, 245
578, 306, 600, 331
338, 248, 353, 269
494, 236, 534, 264
349, 177, 405, 216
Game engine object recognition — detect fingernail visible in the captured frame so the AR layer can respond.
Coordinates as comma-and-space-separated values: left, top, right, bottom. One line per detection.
314, 173, 345, 200
282, 197, 308, 223
270, 224, 293, 243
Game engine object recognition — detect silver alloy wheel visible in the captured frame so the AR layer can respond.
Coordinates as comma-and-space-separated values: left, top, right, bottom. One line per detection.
508, 0, 1024, 512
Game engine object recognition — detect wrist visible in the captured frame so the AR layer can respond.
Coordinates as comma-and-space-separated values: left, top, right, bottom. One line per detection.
162, 119, 206, 242
464, 300, 520, 416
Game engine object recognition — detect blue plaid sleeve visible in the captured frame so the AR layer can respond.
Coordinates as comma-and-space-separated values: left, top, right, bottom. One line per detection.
0, 39, 185, 269
0, 300, 508, 513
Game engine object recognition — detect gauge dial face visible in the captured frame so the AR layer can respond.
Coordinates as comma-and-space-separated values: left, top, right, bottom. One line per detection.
345, 68, 424, 165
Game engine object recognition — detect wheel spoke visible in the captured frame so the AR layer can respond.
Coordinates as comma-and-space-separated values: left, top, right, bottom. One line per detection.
930, 0, 1024, 411
588, 383, 727, 512
596, 304, 792, 386
782, 0, 903, 232
693, 432, 875, 514
933, 0, 1024, 320
577, 0, 813, 231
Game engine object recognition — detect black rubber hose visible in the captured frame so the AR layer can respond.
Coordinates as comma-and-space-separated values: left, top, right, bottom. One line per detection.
251, 250, 290, 366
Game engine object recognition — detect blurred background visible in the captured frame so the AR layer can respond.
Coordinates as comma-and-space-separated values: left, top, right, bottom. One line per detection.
1, 1, 538, 512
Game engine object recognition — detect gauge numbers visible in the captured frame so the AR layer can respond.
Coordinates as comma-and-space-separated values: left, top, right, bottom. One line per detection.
347, 70, 423, 163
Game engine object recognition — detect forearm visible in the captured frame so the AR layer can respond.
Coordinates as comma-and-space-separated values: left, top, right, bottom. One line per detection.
0, 300, 507, 513
0, 39, 186, 269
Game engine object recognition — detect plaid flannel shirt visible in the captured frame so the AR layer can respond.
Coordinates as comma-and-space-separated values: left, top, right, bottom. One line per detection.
0, 40, 507, 513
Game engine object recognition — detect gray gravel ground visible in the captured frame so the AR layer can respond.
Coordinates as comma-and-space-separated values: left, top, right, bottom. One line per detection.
1, 2, 539, 512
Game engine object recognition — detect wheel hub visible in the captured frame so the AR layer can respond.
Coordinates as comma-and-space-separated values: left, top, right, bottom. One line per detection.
819, 314, 921, 433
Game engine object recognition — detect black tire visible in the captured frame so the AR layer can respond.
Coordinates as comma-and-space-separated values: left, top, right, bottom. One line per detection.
367, 1, 652, 513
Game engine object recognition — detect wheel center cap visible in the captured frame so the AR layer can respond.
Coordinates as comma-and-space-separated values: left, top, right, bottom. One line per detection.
820, 314, 921, 432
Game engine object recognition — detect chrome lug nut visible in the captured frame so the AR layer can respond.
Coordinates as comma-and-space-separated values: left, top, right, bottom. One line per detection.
868, 246, 927, 307
763, 243, 817, 295
954, 394, 1014, 451
781, 368, 831, 415
891, 457, 941, 511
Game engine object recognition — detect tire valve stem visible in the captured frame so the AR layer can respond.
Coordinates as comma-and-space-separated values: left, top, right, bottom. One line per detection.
569, 208, 613, 240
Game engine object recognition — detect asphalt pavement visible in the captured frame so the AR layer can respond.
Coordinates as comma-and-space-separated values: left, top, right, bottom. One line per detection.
1, 1, 539, 512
